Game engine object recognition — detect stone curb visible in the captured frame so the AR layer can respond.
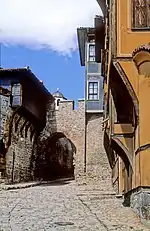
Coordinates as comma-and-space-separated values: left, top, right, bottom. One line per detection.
0, 177, 74, 190
0, 182, 42, 190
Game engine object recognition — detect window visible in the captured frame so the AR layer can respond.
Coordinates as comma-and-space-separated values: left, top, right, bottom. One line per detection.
88, 82, 98, 100
57, 99, 60, 106
89, 44, 95, 61
132, 0, 150, 29
11, 83, 21, 107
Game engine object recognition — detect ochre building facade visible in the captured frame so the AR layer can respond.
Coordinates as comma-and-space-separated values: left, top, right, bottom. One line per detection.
95, 0, 150, 219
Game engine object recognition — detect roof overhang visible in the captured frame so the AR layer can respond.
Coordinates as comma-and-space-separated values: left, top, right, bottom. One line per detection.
77, 27, 95, 66
96, 0, 106, 17
0, 67, 54, 101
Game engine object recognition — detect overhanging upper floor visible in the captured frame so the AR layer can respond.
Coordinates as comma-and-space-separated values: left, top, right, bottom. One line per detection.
0, 68, 54, 126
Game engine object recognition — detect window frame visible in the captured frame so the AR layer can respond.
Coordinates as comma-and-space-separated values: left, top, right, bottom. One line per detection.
132, 0, 150, 30
87, 81, 99, 101
11, 83, 21, 107
87, 42, 95, 62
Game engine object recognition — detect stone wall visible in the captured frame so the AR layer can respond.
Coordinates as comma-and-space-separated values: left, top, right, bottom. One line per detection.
86, 114, 112, 189
0, 94, 10, 139
55, 100, 85, 182
0, 94, 112, 186
40, 100, 57, 141
54, 99, 112, 186
124, 188, 150, 220
3, 110, 37, 183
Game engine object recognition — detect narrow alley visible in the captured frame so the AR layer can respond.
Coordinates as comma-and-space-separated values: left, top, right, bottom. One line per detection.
0, 179, 149, 231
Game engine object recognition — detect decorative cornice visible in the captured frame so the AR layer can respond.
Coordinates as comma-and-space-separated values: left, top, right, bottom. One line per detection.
132, 43, 150, 76
132, 43, 150, 57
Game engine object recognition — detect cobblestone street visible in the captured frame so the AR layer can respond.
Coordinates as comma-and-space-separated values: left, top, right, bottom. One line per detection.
0, 179, 149, 231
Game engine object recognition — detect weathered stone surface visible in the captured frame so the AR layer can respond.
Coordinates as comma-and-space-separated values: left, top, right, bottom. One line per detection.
55, 100, 111, 187
55, 100, 85, 182
0, 94, 10, 139
5, 113, 37, 183
0, 179, 148, 231
130, 189, 150, 220
86, 114, 112, 189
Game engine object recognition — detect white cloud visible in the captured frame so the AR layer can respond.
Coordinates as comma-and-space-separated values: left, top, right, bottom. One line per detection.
0, 0, 101, 54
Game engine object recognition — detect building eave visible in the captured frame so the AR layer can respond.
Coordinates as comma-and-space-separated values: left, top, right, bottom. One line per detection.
77, 27, 95, 66
96, 0, 106, 16
77, 28, 87, 66
0, 67, 54, 101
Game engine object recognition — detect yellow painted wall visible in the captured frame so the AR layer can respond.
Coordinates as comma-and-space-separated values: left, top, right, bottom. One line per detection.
139, 76, 150, 145
118, 61, 139, 99
140, 150, 150, 186
135, 152, 140, 187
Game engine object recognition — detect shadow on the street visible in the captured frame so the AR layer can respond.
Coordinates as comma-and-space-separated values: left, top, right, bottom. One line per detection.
39, 177, 74, 187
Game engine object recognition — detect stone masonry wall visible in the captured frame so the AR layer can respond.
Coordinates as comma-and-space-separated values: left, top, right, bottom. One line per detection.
55, 100, 112, 187
86, 114, 112, 190
40, 100, 57, 141
55, 100, 85, 182
3, 110, 37, 183
0, 94, 10, 139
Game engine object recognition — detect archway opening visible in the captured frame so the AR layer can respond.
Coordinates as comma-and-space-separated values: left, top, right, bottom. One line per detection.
36, 132, 76, 180
0, 139, 7, 178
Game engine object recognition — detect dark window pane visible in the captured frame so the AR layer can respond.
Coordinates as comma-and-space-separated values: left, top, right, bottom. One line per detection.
57, 99, 60, 106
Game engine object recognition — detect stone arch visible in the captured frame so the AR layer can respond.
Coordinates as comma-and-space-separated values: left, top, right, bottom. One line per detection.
20, 120, 28, 138
25, 122, 31, 139
0, 138, 7, 177
36, 132, 76, 180
29, 125, 36, 142
14, 114, 22, 133
15, 116, 26, 138
3, 107, 20, 149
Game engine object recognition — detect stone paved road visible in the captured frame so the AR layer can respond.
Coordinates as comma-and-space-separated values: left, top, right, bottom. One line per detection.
0, 180, 149, 231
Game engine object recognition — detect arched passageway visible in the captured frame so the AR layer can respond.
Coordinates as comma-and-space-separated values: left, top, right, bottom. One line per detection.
0, 139, 6, 177
36, 132, 76, 180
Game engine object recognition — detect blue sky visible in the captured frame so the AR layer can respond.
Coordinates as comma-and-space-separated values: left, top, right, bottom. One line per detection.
1, 44, 85, 102
0, 0, 101, 103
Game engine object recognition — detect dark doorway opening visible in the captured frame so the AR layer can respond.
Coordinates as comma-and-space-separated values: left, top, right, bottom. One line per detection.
36, 132, 76, 181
